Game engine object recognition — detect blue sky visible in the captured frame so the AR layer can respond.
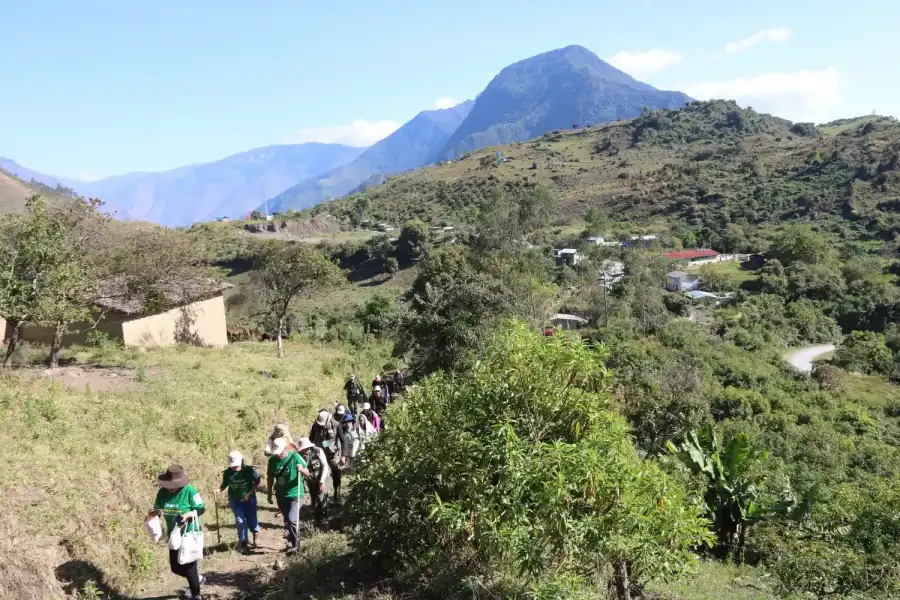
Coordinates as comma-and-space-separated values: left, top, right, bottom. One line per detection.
2, 0, 898, 179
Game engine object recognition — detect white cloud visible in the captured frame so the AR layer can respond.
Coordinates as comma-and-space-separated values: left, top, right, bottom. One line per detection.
683, 67, 841, 122
606, 50, 683, 77
724, 27, 792, 55
285, 119, 400, 147
433, 97, 460, 110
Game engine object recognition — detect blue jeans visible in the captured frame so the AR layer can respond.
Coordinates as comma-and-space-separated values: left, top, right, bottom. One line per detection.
229, 495, 260, 543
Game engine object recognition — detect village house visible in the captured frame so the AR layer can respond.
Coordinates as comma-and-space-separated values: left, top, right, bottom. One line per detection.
663, 249, 721, 266
597, 259, 625, 290
621, 234, 657, 248
741, 253, 768, 271
3, 278, 233, 349
666, 271, 701, 292
550, 313, 589, 331
553, 248, 583, 266
584, 235, 622, 247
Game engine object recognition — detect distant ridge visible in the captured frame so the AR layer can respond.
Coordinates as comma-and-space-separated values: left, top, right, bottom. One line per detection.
266, 101, 474, 213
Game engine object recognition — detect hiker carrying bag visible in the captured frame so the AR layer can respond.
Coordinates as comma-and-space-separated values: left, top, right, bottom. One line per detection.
177, 520, 204, 565
144, 515, 162, 543
167, 522, 183, 551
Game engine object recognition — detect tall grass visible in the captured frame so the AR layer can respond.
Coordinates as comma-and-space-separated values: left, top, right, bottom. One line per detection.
0, 338, 389, 598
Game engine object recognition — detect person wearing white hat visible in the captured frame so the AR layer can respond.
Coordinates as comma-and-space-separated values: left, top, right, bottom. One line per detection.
360, 402, 381, 432
296, 437, 331, 527
218, 450, 261, 552
308, 408, 349, 502
266, 437, 310, 553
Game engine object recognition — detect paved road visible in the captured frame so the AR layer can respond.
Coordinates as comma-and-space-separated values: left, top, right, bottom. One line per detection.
783, 344, 836, 373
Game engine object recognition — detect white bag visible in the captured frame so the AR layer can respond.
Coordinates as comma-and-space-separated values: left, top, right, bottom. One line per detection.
178, 528, 204, 565
144, 515, 162, 542
167, 523, 182, 551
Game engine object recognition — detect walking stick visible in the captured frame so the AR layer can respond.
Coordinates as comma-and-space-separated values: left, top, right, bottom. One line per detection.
213, 491, 222, 546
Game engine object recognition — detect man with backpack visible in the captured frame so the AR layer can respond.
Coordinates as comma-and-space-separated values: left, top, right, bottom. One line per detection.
296, 437, 330, 528
308, 409, 349, 503
343, 374, 366, 413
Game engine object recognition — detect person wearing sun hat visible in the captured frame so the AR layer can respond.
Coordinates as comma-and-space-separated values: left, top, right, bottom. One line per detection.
266, 436, 310, 553
147, 464, 207, 599
309, 408, 349, 503
218, 450, 261, 552
264, 422, 297, 456
296, 437, 331, 527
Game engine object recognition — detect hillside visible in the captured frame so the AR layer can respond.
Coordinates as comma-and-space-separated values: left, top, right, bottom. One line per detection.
438, 45, 692, 159
319, 101, 900, 244
76, 143, 366, 226
0, 170, 34, 214
0, 157, 80, 190
266, 101, 474, 213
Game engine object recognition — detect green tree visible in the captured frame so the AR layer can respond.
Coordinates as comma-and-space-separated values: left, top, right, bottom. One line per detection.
0, 196, 108, 367
255, 242, 345, 357
349, 323, 713, 599
395, 219, 430, 266
834, 330, 893, 375
769, 224, 835, 266
355, 294, 400, 336
396, 245, 508, 374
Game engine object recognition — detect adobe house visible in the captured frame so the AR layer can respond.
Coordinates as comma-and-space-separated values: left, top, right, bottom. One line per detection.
5, 278, 233, 348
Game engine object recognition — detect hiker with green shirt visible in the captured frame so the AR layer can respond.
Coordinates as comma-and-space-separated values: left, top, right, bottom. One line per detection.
147, 464, 207, 600
267, 436, 310, 553
218, 450, 261, 553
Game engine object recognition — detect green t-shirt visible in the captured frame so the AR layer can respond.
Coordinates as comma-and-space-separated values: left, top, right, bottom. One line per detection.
267, 452, 307, 499
220, 465, 261, 502
153, 484, 205, 533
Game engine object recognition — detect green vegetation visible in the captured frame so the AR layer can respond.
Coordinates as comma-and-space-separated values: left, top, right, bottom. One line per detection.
2, 100, 900, 600
350, 324, 714, 599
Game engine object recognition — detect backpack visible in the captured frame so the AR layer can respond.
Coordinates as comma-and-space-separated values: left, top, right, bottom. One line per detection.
314, 417, 340, 458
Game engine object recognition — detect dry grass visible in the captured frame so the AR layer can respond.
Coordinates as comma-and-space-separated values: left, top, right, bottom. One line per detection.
0, 338, 389, 598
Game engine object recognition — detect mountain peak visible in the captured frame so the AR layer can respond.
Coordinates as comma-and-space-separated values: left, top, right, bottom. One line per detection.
438, 45, 691, 159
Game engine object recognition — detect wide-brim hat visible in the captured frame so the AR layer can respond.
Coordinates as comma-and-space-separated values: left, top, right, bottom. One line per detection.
157, 463, 189, 488
297, 436, 316, 452
315, 410, 329, 426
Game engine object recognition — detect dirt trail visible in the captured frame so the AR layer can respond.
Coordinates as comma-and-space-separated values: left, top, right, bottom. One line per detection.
134, 499, 297, 600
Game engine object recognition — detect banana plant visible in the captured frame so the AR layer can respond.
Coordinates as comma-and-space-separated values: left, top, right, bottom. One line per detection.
667, 423, 769, 562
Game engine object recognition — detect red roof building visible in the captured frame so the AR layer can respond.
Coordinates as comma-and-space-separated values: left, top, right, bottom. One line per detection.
663, 249, 720, 261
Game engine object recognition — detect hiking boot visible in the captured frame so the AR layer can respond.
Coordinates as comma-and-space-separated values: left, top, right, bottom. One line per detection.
251, 531, 258, 547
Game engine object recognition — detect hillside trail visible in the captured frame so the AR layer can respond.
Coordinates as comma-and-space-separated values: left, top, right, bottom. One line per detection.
134, 498, 300, 600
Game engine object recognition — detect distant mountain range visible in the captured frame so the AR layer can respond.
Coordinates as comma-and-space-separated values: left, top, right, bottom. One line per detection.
2, 45, 692, 225
265, 101, 474, 214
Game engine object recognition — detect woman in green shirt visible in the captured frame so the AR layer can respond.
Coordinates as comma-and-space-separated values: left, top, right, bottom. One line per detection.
266, 437, 309, 553
147, 464, 206, 600
219, 450, 261, 552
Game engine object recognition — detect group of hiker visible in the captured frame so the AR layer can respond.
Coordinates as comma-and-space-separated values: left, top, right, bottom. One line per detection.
144, 371, 403, 600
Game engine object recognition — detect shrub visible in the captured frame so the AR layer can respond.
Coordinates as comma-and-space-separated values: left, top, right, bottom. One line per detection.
347, 322, 712, 598
84, 330, 112, 348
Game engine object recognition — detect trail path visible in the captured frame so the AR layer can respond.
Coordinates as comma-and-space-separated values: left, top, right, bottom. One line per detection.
783, 344, 836, 374
134, 498, 300, 600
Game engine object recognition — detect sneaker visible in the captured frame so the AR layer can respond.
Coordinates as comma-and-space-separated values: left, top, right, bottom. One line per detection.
183, 577, 206, 598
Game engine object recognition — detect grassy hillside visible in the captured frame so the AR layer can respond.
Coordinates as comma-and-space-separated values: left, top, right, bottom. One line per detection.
0, 338, 390, 599
316, 101, 900, 247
